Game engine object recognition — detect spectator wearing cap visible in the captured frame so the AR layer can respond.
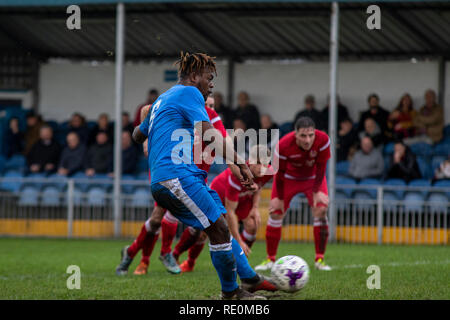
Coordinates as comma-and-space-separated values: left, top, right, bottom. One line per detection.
27, 125, 61, 174
357, 93, 390, 142
57, 132, 87, 176
293, 94, 325, 131
234, 91, 261, 131
349, 136, 384, 180
385, 141, 421, 182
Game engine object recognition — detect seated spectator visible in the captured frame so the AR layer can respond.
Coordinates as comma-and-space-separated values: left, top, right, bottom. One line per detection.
434, 156, 450, 180
213, 92, 235, 129
407, 89, 444, 145
68, 112, 89, 144
260, 114, 279, 151
321, 94, 351, 132
235, 91, 261, 131
358, 118, 384, 149
57, 132, 87, 176
385, 141, 421, 182
3, 117, 24, 158
388, 93, 416, 140
134, 88, 158, 127
24, 111, 44, 155
88, 113, 114, 145
233, 118, 250, 159
357, 93, 390, 141
84, 132, 113, 176
27, 126, 61, 174
337, 118, 357, 161
122, 111, 134, 135
293, 94, 325, 131
121, 131, 138, 174
349, 136, 384, 180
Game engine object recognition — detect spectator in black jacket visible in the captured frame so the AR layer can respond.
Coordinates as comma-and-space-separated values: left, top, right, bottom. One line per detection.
337, 118, 357, 162
293, 95, 325, 131
57, 132, 86, 176
357, 93, 390, 141
213, 92, 235, 129
386, 141, 421, 182
27, 126, 61, 174
88, 113, 114, 146
84, 132, 113, 176
121, 131, 138, 174
235, 91, 261, 131
3, 117, 24, 158
321, 94, 351, 132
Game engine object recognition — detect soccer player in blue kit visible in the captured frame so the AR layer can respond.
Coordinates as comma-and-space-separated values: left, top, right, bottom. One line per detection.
132, 52, 274, 300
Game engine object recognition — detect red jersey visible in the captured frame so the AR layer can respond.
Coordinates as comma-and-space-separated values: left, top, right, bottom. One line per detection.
275, 130, 330, 180
211, 165, 273, 205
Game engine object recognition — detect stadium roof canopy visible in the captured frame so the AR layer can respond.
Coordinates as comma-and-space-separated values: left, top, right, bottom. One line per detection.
0, 1, 449, 62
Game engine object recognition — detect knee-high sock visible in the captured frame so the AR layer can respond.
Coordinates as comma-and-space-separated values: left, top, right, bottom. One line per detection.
187, 238, 206, 266
173, 227, 199, 260
240, 230, 256, 248
160, 212, 178, 256
231, 237, 256, 280
209, 241, 238, 293
127, 221, 150, 258
265, 216, 283, 262
313, 217, 329, 261
140, 225, 160, 265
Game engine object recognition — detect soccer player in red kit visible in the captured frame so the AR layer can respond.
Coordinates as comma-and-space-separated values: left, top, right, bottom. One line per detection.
255, 116, 332, 271
175, 145, 273, 272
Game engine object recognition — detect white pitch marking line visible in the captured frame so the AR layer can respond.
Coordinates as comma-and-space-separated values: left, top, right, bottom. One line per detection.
333, 260, 450, 270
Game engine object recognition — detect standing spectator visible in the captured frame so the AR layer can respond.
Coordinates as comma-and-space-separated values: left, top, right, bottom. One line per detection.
357, 93, 390, 141
88, 113, 114, 145
293, 95, 324, 131
23, 111, 44, 155
133, 88, 158, 127
84, 132, 113, 176
3, 117, 24, 158
388, 93, 416, 141
386, 141, 421, 182
434, 156, 450, 180
27, 126, 61, 174
337, 118, 357, 162
122, 111, 134, 135
260, 114, 279, 151
234, 91, 261, 131
349, 136, 384, 180
358, 118, 384, 149
57, 132, 86, 176
68, 112, 90, 145
213, 92, 234, 129
410, 89, 444, 144
121, 131, 138, 174
321, 94, 351, 132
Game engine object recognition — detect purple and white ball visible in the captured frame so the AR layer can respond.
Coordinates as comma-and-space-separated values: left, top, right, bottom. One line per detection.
271, 255, 310, 292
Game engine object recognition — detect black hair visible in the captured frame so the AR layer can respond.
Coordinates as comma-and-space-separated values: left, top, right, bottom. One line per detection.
175, 51, 217, 80
295, 116, 316, 131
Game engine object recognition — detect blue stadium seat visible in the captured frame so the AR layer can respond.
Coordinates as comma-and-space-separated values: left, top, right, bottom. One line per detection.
383, 191, 399, 211
383, 179, 406, 199
336, 161, 349, 176
427, 192, 448, 214
433, 179, 450, 198
63, 186, 84, 206
136, 172, 149, 181
352, 190, 374, 211
288, 193, 305, 210
416, 156, 432, 180
404, 191, 424, 213
0, 170, 23, 193
4, 155, 26, 171
358, 178, 380, 198
383, 143, 395, 155
279, 122, 293, 137
336, 176, 356, 197
410, 143, 433, 157
87, 187, 107, 206
131, 187, 151, 208
335, 190, 350, 212
433, 142, 450, 157
45, 173, 67, 191
40, 186, 61, 206
18, 185, 39, 206
71, 172, 90, 192
408, 179, 431, 197
121, 174, 135, 194
23, 172, 47, 190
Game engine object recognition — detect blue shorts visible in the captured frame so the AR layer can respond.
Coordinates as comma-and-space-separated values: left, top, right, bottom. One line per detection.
151, 174, 226, 230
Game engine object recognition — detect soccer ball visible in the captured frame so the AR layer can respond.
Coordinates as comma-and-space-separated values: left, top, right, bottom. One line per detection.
271, 255, 310, 293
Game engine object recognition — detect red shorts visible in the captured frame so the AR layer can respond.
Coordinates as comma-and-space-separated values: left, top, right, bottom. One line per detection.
271, 173, 328, 211
235, 200, 253, 221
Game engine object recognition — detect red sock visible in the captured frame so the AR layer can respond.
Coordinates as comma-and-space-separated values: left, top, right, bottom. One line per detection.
240, 230, 256, 248
127, 224, 149, 258
266, 217, 283, 261
160, 215, 178, 256
313, 217, 329, 261
187, 240, 205, 266
173, 227, 199, 260
141, 231, 159, 265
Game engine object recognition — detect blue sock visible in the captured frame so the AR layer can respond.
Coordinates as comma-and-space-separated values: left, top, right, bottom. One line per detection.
231, 237, 257, 280
209, 242, 238, 292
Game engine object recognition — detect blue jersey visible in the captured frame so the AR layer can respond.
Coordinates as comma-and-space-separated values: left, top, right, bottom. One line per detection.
139, 84, 209, 185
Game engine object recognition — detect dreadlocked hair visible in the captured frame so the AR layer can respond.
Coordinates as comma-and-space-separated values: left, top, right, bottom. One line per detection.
175, 52, 217, 79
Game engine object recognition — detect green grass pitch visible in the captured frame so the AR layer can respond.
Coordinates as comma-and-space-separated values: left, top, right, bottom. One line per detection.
0, 237, 448, 300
